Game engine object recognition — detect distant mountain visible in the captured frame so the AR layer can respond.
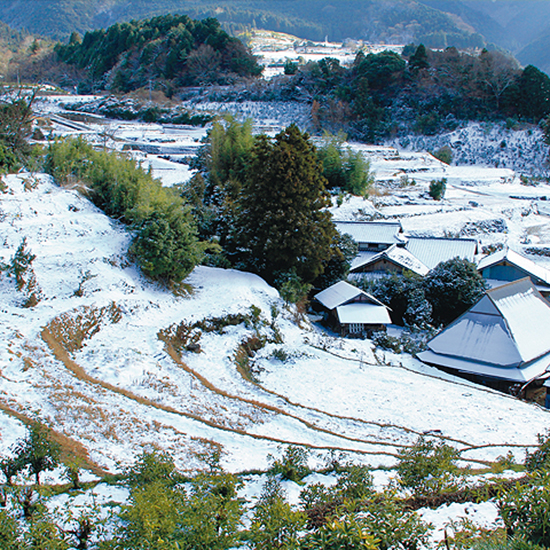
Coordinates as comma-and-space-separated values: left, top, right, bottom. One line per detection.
1, 0, 550, 71
0, 0, 486, 46
517, 26, 550, 76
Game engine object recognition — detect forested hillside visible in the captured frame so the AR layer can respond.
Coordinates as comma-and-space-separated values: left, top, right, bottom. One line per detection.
54, 14, 262, 92
266, 45, 550, 142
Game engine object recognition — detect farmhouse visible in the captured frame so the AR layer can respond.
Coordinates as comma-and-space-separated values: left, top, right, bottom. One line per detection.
477, 247, 550, 299
349, 244, 429, 277
314, 281, 391, 337
404, 236, 478, 270
417, 278, 550, 387
336, 221, 479, 278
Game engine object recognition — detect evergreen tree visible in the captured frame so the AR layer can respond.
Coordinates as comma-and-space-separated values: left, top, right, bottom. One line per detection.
424, 257, 487, 326
12, 425, 61, 486
235, 124, 337, 284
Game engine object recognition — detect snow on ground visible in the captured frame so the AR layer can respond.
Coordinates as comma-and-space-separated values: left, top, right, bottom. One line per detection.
0, 171, 548, 479
420, 501, 503, 545
388, 121, 549, 176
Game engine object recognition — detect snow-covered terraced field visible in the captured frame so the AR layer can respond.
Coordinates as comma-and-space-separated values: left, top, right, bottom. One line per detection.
0, 172, 548, 478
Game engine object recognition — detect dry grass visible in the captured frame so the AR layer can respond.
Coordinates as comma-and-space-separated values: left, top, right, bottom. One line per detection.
45, 303, 122, 352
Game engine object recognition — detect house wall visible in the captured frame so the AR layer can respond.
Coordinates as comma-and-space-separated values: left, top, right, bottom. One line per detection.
341, 323, 386, 338
481, 263, 525, 282
353, 259, 403, 274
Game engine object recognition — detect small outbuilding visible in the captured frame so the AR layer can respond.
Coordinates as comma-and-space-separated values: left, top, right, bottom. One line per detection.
417, 278, 550, 388
314, 281, 391, 337
477, 247, 550, 299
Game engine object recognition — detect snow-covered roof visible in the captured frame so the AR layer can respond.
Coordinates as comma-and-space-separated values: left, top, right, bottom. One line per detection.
350, 250, 378, 271
477, 248, 550, 287
314, 281, 386, 310
336, 303, 392, 325
350, 244, 429, 276
335, 221, 404, 246
418, 278, 550, 382
405, 237, 478, 270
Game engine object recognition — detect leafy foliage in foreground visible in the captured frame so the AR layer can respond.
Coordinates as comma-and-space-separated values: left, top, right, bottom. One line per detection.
0, 96, 34, 173
44, 137, 202, 284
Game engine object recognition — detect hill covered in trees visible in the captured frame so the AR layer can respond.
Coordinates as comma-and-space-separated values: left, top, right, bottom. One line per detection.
54, 14, 262, 93
266, 45, 550, 142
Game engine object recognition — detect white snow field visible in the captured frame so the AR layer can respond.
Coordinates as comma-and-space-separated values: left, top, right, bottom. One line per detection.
0, 171, 548, 479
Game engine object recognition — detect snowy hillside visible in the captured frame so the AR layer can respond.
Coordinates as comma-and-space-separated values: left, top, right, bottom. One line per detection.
0, 171, 548, 476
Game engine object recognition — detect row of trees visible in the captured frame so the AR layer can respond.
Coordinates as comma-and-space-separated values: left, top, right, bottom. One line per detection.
44, 137, 203, 286
4, 430, 550, 549
186, 117, 369, 291
1, 95, 364, 295
281, 45, 550, 142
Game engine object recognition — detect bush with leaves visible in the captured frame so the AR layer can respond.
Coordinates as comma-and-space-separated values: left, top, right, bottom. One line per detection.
334, 464, 375, 503
358, 493, 431, 550
499, 473, 550, 547
397, 436, 463, 497
269, 445, 311, 483
277, 271, 313, 306
316, 132, 374, 196
0, 509, 23, 549
45, 137, 202, 284
301, 512, 379, 550
424, 258, 487, 326
429, 178, 447, 200
525, 431, 550, 473
124, 450, 180, 488
9, 425, 61, 486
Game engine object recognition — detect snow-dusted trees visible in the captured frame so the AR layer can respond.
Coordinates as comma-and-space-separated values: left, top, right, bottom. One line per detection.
45, 137, 202, 286
424, 258, 487, 326
367, 257, 486, 328
235, 125, 337, 285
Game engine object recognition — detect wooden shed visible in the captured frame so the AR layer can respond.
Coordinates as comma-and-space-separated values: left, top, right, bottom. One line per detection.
314, 281, 391, 337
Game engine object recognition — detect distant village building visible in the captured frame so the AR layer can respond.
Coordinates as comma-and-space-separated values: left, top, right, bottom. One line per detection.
313, 281, 391, 337
334, 221, 404, 251
417, 278, 550, 389
477, 247, 550, 299
335, 220, 479, 278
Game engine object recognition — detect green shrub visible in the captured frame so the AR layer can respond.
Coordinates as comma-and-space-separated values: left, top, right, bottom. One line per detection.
124, 450, 180, 488
334, 464, 375, 502
302, 513, 379, 549
433, 145, 453, 165
269, 445, 311, 483
499, 474, 550, 547
397, 436, 463, 497
45, 137, 202, 284
429, 177, 447, 200
525, 432, 550, 473
248, 477, 307, 550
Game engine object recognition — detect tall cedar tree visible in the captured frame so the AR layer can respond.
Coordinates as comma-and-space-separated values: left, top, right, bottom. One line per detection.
236, 125, 336, 284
